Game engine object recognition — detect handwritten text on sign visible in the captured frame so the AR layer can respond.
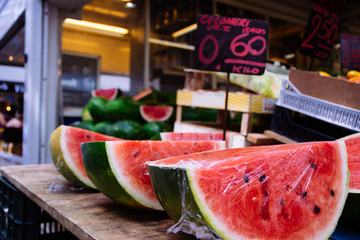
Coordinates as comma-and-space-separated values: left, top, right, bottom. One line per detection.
300, 5, 339, 61
194, 15, 269, 75
341, 33, 360, 71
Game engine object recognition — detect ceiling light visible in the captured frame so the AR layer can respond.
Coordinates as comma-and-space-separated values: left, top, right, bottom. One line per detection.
63, 18, 129, 37
8, 56, 13, 61
83, 5, 127, 18
172, 23, 197, 38
125, 2, 136, 9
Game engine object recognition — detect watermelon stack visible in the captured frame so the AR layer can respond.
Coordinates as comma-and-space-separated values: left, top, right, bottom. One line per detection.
74, 88, 176, 140
148, 141, 349, 240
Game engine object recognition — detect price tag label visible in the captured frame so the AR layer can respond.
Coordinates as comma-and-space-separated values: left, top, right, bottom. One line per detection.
300, 5, 339, 61
194, 15, 269, 75
340, 33, 360, 70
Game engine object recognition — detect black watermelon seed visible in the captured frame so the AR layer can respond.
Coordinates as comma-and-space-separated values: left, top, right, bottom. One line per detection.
259, 174, 266, 182
133, 152, 139, 158
244, 174, 249, 183
330, 190, 335, 197
280, 199, 284, 205
86, 135, 90, 139
265, 191, 268, 197
311, 163, 317, 170
314, 206, 320, 214
301, 191, 307, 198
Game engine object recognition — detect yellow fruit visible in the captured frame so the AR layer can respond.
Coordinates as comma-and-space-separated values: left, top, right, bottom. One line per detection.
348, 77, 360, 84
347, 70, 360, 79
318, 71, 330, 77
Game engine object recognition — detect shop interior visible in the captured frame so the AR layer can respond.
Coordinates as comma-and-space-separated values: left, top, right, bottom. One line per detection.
0, 0, 359, 162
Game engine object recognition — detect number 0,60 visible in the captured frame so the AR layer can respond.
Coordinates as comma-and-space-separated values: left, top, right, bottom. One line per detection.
198, 33, 267, 64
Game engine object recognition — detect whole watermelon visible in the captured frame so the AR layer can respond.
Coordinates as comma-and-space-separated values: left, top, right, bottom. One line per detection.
107, 120, 145, 140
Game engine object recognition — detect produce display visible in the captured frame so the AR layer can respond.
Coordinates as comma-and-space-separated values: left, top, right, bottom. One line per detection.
45, 85, 360, 239
81, 140, 225, 210
49, 125, 120, 189
148, 141, 348, 239
72, 88, 176, 140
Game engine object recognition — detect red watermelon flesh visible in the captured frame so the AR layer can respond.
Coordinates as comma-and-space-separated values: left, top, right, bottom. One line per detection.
140, 105, 173, 122
160, 132, 231, 148
149, 141, 348, 239
91, 88, 120, 101
106, 140, 225, 209
50, 125, 120, 188
340, 133, 360, 193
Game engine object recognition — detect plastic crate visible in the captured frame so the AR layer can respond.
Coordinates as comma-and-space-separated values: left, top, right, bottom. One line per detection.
271, 106, 357, 142
0, 176, 78, 240
277, 78, 360, 132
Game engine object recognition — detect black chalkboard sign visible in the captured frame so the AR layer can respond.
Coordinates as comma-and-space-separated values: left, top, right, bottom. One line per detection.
340, 33, 360, 71
194, 15, 269, 75
300, 5, 339, 61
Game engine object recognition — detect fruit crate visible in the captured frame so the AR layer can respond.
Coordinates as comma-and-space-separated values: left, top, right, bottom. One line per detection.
271, 106, 357, 142
177, 89, 276, 113
0, 176, 78, 240
277, 70, 360, 132
176, 89, 276, 135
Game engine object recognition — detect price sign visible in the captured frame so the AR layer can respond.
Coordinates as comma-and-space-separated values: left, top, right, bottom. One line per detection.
300, 5, 339, 61
340, 33, 360, 70
194, 15, 269, 75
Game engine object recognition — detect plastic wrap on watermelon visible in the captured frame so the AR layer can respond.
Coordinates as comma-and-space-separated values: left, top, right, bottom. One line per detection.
148, 141, 349, 240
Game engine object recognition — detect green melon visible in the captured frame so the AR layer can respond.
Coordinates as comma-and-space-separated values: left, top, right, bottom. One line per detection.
107, 120, 145, 140
93, 121, 111, 135
81, 105, 93, 122
143, 122, 172, 139
106, 98, 142, 122
81, 140, 226, 210
87, 97, 108, 123
70, 121, 94, 131
49, 125, 120, 189
148, 141, 349, 239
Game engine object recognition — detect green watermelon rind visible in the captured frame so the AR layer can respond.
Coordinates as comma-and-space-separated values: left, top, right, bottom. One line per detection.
106, 141, 163, 210
149, 141, 350, 240
148, 164, 216, 235
81, 142, 147, 209
49, 126, 97, 189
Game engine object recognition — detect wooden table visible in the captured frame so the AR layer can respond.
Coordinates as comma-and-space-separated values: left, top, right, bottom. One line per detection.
0, 164, 195, 240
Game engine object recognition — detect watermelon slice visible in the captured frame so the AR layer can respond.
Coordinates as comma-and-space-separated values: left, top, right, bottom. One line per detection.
49, 125, 120, 189
81, 140, 225, 210
339, 133, 360, 193
148, 141, 349, 239
91, 88, 122, 101
140, 105, 173, 122
160, 132, 231, 148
